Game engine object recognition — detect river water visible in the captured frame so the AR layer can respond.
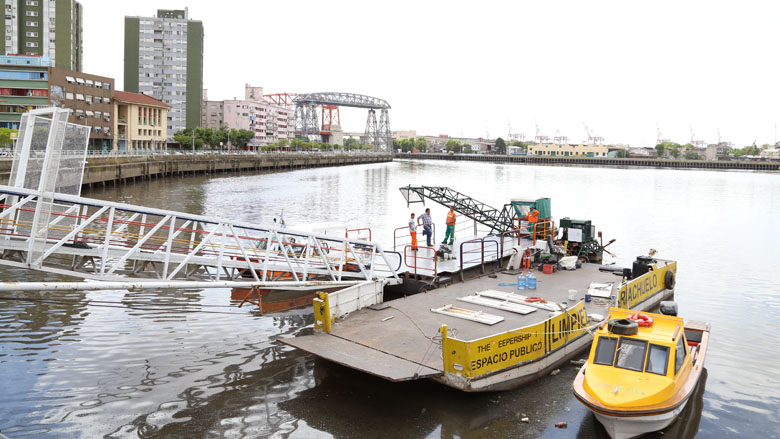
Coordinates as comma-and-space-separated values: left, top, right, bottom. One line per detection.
1, 159, 778, 438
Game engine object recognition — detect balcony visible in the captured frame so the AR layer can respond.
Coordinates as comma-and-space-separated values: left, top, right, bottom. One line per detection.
118, 118, 128, 125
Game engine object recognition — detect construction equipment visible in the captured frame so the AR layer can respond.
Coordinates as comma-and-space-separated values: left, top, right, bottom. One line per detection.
558, 217, 607, 262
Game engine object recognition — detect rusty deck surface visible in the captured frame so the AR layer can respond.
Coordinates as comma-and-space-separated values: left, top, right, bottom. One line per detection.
281, 264, 621, 379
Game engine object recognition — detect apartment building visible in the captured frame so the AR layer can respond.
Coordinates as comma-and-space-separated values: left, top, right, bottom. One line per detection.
528, 143, 609, 157
113, 90, 169, 152
203, 85, 295, 147
124, 8, 203, 140
48, 66, 114, 150
0, 53, 49, 129
1, 0, 83, 71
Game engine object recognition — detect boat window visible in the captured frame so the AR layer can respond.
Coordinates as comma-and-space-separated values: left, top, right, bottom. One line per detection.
615, 338, 647, 372
645, 344, 669, 375
594, 337, 618, 365
674, 336, 687, 374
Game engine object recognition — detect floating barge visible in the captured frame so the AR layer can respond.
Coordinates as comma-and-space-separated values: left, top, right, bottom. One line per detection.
282, 211, 677, 392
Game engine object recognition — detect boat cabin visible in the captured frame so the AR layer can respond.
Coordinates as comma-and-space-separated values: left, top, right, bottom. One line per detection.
584, 308, 702, 408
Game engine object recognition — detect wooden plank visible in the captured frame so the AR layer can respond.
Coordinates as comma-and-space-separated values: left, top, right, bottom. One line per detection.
458, 295, 537, 315
477, 289, 560, 312
430, 304, 504, 325
279, 333, 441, 381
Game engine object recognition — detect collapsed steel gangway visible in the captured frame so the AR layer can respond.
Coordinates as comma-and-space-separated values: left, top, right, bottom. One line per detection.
400, 186, 518, 235
0, 108, 401, 292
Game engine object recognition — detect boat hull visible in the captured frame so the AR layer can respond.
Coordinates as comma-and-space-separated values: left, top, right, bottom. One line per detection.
593, 399, 688, 439
435, 286, 674, 392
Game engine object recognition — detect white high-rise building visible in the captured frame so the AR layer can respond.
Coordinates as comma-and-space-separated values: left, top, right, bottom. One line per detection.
124, 8, 203, 141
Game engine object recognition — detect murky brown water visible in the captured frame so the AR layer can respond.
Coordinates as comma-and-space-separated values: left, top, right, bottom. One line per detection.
1, 160, 778, 438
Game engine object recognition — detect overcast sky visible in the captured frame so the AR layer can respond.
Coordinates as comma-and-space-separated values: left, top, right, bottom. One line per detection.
81, 0, 780, 147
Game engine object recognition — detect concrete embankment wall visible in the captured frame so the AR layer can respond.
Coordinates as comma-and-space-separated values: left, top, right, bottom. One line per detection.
0, 153, 393, 187
397, 153, 780, 172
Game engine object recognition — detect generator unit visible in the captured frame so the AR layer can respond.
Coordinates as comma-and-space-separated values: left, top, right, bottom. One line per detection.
559, 217, 594, 242
559, 217, 603, 262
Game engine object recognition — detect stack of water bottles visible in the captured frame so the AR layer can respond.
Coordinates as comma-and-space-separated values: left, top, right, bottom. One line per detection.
517, 271, 537, 291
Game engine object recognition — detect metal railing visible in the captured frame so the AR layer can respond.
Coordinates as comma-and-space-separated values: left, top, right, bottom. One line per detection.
516, 218, 555, 245
393, 223, 436, 251
459, 238, 499, 281
403, 244, 437, 278
0, 185, 402, 285
345, 227, 372, 242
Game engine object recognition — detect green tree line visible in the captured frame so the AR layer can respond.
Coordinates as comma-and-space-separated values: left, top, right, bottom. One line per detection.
173, 126, 255, 150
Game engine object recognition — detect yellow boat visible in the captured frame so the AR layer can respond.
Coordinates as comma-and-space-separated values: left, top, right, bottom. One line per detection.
572, 307, 710, 439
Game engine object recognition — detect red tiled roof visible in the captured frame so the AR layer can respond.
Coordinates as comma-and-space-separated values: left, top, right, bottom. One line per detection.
113, 90, 171, 108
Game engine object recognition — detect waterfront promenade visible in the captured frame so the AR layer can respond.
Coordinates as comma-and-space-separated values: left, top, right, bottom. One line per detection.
398, 152, 780, 171
0, 152, 393, 187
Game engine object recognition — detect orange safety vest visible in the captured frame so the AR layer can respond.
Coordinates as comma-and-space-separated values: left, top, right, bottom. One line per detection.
446, 211, 456, 226
528, 210, 539, 224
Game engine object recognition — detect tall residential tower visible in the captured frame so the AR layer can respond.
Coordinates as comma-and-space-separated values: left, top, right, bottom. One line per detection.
0, 0, 83, 71
123, 8, 203, 140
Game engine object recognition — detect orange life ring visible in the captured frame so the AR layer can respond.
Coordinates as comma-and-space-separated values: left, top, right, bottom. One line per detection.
525, 296, 543, 303
627, 312, 654, 327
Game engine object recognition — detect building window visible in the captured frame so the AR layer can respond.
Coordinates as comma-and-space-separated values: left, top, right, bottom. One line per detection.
95, 111, 101, 119
65, 75, 75, 83
25, 32, 38, 37
65, 92, 73, 100
25, 21, 38, 27
85, 95, 92, 104
95, 81, 102, 88
25, 42, 38, 48
103, 83, 110, 90
85, 79, 93, 87
75, 93, 84, 101
26, 11, 38, 16
26, 0, 39, 5
75, 77, 85, 85
103, 97, 110, 104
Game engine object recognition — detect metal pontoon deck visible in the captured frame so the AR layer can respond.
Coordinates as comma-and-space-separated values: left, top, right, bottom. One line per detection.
282, 259, 677, 391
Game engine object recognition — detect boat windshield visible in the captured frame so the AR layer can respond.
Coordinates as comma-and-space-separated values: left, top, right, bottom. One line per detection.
594, 337, 618, 365
615, 338, 648, 372
645, 344, 670, 375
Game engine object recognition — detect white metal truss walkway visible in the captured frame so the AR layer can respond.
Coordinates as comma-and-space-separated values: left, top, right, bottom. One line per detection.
0, 184, 402, 284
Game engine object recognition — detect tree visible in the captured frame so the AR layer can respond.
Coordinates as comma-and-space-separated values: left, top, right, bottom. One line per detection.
445, 139, 462, 153
655, 144, 665, 157
616, 149, 629, 158
173, 128, 204, 149
495, 137, 506, 154
415, 137, 428, 152
344, 137, 360, 150
731, 144, 759, 157
229, 128, 254, 149
0, 127, 13, 147
463, 143, 473, 154
684, 151, 700, 160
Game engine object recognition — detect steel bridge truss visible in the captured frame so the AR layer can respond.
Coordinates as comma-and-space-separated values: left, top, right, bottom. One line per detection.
0, 185, 402, 284
293, 92, 392, 151
400, 186, 516, 235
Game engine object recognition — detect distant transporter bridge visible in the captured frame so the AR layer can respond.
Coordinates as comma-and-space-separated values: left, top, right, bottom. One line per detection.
293, 92, 392, 151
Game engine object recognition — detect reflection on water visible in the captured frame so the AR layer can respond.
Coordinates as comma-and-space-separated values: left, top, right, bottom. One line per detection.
1, 161, 778, 438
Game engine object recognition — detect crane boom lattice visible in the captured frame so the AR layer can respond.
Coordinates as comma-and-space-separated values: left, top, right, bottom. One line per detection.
399, 186, 516, 235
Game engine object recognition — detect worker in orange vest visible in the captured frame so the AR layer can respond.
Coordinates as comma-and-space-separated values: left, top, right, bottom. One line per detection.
442, 206, 456, 246
527, 209, 539, 236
